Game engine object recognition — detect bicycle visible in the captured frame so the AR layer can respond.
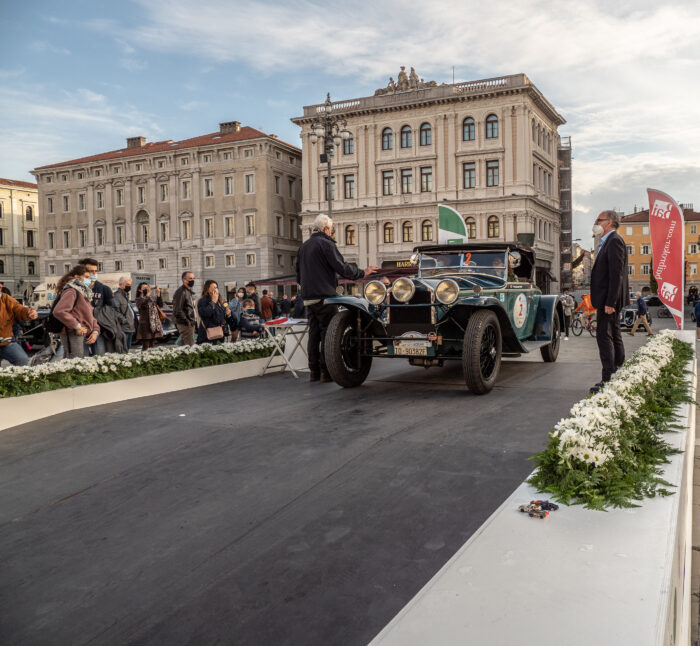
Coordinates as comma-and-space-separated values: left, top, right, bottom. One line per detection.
571, 312, 597, 337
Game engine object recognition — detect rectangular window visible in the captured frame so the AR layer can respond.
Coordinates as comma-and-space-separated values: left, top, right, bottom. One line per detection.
420, 167, 433, 192
160, 221, 169, 241
626, 245, 634, 255
628, 264, 634, 275
181, 157, 189, 166
96, 227, 104, 246
246, 214, 255, 236
224, 176, 233, 195
691, 263, 698, 276
246, 253, 256, 266
0, 229, 3, 245
689, 243, 698, 254
48, 231, 55, 249
61, 174, 67, 182
159, 258, 167, 270
343, 137, 354, 155
382, 171, 394, 196
203, 154, 212, 163
245, 174, 255, 193
78, 194, 86, 211
204, 255, 215, 268
115, 260, 122, 271
344, 174, 355, 199
49, 264, 55, 275
96, 191, 104, 209
116, 225, 125, 244
289, 178, 295, 197
290, 217, 297, 240
486, 161, 499, 187
182, 220, 192, 240
181, 256, 190, 268
47, 197, 54, 213
134, 164, 141, 172
691, 224, 698, 235
157, 160, 164, 169
225, 254, 235, 267
204, 178, 213, 197
137, 259, 144, 270
63, 230, 70, 248
626, 226, 634, 235
401, 169, 413, 194
244, 149, 253, 158
137, 186, 145, 204
276, 216, 283, 236
641, 244, 650, 254
274, 175, 280, 194
277, 254, 284, 267
182, 181, 191, 199
159, 184, 168, 202
45, 176, 52, 183
641, 264, 650, 275
223, 152, 232, 160
141, 224, 150, 244
463, 162, 476, 188
64, 263, 71, 273
63, 195, 69, 212
642, 225, 649, 235
324, 176, 335, 200
79, 229, 86, 247
205, 218, 214, 238
77, 172, 83, 179
115, 189, 123, 206
26, 230, 35, 248
225, 216, 234, 237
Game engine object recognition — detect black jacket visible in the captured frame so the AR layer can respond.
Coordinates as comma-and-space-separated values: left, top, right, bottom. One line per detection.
196, 298, 236, 343
91, 281, 116, 308
296, 231, 364, 300
591, 230, 629, 312
172, 285, 196, 326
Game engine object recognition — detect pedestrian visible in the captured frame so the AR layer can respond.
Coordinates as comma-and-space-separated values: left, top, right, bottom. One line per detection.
245, 283, 261, 316
261, 289, 274, 321
228, 293, 242, 342
292, 293, 306, 319
236, 287, 246, 302
296, 213, 377, 382
135, 285, 163, 350
53, 265, 101, 359
114, 276, 135, 350
280, 293, 291, 316
172, 271, 197, 346
239, 298, 265, 338
560, 288, 575, 340
196, 280, 236, 345
589, 210, 629, 393
0, 280, 39, 366
79, 257, 115, 356
629, 291, 653, 337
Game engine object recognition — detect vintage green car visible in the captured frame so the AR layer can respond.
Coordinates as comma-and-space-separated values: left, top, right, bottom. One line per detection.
323, 243, 563, 394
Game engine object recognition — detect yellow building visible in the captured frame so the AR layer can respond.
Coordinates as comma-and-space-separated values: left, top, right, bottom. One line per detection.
620, 205, 700, 294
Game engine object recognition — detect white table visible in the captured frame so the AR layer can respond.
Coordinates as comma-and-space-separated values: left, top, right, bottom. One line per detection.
261, 320, 309, 378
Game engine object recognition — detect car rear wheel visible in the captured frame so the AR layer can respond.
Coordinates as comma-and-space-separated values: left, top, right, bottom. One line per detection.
540, 312, 561, 362
462, 310, 502, 395
324, 309, 372, 388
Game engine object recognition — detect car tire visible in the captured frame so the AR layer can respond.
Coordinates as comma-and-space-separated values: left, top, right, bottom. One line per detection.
540, 311, 561, 362
324, 309, 372, 388
462, 310, 502, 395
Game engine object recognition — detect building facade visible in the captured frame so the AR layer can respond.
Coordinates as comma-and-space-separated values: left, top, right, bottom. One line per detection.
292, 70, 566, 292
571, 242, 592, 290
620, 205, 700, 294
0, 178, 40, 300
31, 122, 302, 299
558, 137, 573, 288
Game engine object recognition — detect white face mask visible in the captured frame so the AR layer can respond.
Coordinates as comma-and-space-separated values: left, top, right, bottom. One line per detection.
592, 224, 604, 236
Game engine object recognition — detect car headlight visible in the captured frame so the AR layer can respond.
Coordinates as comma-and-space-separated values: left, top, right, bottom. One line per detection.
391, 277, 415, 303
364, 280, 387, 305
436, 279, 459, 305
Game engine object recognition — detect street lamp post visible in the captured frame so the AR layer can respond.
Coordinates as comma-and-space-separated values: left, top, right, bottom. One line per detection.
308, 93, 351, 226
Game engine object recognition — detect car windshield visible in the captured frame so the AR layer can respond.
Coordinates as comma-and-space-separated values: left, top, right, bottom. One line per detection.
419, 251, 508, 285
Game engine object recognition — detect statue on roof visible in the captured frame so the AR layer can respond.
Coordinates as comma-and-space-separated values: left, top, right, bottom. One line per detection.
397, 66, 409, 91
409, 67, 419, 88
374, 67, 437, 95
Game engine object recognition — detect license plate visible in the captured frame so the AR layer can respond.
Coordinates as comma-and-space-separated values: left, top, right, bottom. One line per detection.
394, 340, 430, 356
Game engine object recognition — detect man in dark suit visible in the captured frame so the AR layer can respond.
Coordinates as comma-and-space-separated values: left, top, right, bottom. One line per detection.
590, 210, 629, 392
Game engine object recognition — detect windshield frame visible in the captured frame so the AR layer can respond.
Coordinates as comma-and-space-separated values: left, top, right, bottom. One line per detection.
417, 250, 509, 286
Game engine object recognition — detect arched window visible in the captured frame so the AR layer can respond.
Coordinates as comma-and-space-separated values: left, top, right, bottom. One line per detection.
381, 127, 393, 150
421, 219, 433, 241
487, 216, 499, 238
25, 206, 33, 221
486, 114, 498, 139
345, 225, 356, 246
28, 260, 35, 275
383, 222, 394, 244
419, 123, 431, 146
463, 117, 475, 141
465, 217, 476, 239
402, 221, 413, 242
343, 134, 354, 155
400, 125, 412, 148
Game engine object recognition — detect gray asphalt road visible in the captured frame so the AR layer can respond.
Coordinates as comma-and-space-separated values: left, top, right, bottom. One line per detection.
0, 328, 665, 646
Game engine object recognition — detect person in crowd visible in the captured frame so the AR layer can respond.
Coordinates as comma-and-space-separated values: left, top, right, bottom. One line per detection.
228, 292, 242, 342
261, 289, 274, 321
560, 288, 575, 340
114, 277, 135, 350
135, 285, 163, 350
292, 292, 306, 319
629, 291, 653, 337
236, 287, 246, 302
79, 257, 116, 356
687, 285, 698, 305
53, 265, 100, 359
0, 280, 39, 366
280, 293, 291, 316
196, 280, 236, 345
296, 213, 377, 382
172, 271, 197, 346
94, 298, 128, 353
590, 210, 629, 393
245, 283, 261, 316
239, 298, 265, 338
575, 292, 596, 325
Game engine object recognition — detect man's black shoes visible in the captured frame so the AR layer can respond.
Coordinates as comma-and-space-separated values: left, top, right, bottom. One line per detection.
589, 381, 605, 395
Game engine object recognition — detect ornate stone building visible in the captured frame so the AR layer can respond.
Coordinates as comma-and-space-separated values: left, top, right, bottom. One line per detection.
0, 177, 40, 301
31, 122, 302, 299
292, 70, 566, 292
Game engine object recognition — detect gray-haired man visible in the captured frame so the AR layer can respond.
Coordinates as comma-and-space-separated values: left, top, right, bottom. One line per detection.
114, 276, 135, 350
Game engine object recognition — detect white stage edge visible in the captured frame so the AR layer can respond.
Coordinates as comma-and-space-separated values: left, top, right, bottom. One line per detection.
370, 330, 696, 646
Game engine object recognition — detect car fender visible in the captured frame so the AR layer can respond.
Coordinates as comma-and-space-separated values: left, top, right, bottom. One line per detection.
323, 296, 387, 334
449, 297, 526, 353
532, 295, 563, 342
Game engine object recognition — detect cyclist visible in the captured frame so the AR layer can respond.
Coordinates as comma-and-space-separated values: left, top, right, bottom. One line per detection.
0, 280, 39, 365
575, 293, 597, 328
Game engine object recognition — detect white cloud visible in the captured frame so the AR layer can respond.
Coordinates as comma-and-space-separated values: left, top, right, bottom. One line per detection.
180, 100, 207, 111
28, 41, 71, 56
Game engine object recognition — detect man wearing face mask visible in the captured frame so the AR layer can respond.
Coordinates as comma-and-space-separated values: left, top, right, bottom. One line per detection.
172, 271, 197, 346
114, 276, 135, 350
296, 213, 378, 382
79, 257, 117, 355
589, 210, 629, 393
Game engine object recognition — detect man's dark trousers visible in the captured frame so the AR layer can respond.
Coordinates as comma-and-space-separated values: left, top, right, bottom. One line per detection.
307, 302, 338, 375
596, 311, 625, 381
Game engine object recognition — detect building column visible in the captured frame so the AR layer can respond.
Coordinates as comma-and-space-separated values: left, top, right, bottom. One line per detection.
86, 183, 95, 246
358, 222, 368, 267
124, 179, 133, 243
104, 182, 113, 246
192, 169, 201, 240
368, 221, 378, 266
147, 174, 157, 245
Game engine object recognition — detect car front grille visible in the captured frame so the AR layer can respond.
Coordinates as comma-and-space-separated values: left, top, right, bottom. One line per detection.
387, 290, 433, 325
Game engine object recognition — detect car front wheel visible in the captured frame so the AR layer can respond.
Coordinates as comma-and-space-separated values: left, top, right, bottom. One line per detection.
462, 310, 502, 395
540, 312, 561, 362
324, 309, 373, 388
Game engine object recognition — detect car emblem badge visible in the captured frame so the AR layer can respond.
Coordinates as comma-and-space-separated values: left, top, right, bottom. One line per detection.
428, 333, 437, 341
513, 293, 528, 328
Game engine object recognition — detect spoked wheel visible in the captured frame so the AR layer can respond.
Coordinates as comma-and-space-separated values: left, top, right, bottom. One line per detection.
540, 311, 561, 362
324, 309, 373, 388
571, 318, 583, 336
462, 310, 502, 395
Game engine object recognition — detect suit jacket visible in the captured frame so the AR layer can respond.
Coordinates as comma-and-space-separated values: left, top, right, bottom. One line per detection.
590, 230, 629, 312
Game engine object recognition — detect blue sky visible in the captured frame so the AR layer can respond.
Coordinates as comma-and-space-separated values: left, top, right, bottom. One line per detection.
2, 0, 699, 246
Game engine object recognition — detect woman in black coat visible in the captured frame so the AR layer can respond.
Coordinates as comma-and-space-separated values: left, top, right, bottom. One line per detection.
196, 280, 236, 344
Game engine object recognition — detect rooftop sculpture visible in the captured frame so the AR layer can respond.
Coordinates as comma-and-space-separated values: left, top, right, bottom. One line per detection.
374, 66, 438, 95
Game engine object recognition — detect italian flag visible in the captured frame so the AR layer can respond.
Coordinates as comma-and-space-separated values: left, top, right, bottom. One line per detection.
437, 205, 468, 244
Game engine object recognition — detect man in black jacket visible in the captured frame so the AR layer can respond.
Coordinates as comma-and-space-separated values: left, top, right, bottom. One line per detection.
297, 214, 377, 382
80, 257, 116, 355
172, 272, 197, 346
589, 210, 629, 392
